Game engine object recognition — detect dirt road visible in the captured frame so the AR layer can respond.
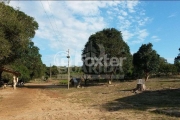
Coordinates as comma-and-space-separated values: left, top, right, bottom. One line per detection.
0, 83, 108, 120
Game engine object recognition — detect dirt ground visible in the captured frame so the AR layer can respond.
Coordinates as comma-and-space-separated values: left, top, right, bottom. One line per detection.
0, 79, 179, 120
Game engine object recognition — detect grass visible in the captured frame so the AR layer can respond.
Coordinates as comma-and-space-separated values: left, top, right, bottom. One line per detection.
59, 79, 68, 85
48, 76, 180, 119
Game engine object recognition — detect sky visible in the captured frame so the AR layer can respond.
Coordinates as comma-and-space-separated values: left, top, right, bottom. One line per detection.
7, 0, 180, 67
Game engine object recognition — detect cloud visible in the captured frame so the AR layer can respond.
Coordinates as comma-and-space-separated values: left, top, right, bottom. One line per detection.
118, 16, 125, 20
138, 17, 151, 26
131, 29, 149, 44
151, 36, 161, 42
9, 1, 151, 66
138, 29, 149, 40
122, 30, 134, 42
168, 13, 177, 18
127, 1, 139, 13
65, 1, 101, 16
119, 10, 128, 16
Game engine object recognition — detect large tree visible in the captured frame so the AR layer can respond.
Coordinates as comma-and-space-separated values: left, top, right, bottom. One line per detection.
82, 28, 132, 84
0, 3, 42, 80
133, 43, 160, 81
0, 3, 38, 68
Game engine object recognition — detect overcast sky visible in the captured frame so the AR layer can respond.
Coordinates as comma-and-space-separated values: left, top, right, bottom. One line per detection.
9, 1, 180, 66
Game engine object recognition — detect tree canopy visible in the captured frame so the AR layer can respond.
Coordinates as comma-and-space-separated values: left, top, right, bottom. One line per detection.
0, 3, 38, 67
82, 28, 132, 79
0, 3, 44, 81
133, 43, 160, 81
10, 42, 46, 81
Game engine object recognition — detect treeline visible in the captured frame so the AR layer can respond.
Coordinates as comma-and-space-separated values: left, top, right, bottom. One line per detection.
1, 3, 180, 83
82, 28, 180, 81
132, 43, 180, 80
45, 66, 82, 77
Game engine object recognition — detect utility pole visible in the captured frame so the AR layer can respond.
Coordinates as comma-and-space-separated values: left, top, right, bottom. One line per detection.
67, 49, 70, 89
50, 64, 51, 80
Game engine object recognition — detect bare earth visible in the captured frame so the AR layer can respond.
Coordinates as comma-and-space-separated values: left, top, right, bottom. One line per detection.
0, 80, 179, 120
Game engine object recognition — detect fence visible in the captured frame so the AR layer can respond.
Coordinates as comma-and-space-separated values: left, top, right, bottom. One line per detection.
49, 74, 124, 80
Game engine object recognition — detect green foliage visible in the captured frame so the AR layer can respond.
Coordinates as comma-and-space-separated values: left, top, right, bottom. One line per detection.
0, 3, 38, 67
71, 66, 82, 73
174, 48, 180, 73
82, 28, 132, 76
157, 57, 177, 76
11, 63, 30, 82
1, 72, 12, 82
10, 41, 45, 81
133, 43, 160, 80
51, 65, 59, 75
0, 3, 44, 82
159, 63, 177, 76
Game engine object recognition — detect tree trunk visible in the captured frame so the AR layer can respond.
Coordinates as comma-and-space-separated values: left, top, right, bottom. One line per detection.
145, 72, 149, 81
108, 74, 113, 85
136, 84, 146, 91
84, 79, 87, 86
108, 80, 112, 84
13, 76, 19, 90
0, 70, 3, 80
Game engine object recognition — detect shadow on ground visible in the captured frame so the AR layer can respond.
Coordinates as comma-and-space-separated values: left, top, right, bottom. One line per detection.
18, 84, 68, 89
102, 88, 180, 117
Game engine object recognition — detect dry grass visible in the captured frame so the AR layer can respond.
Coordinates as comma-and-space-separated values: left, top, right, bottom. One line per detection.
50, 76, 180, 119
1, 76, 180, 120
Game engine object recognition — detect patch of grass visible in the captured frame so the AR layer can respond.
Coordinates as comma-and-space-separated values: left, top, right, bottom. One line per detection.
50, 77, 180, 119
29, 79, 46, 84
59, 79, 68, 85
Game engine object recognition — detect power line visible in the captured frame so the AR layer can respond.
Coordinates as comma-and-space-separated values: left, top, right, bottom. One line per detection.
40, 0, 57, 38
47, 1, 62, 38
40, 1, 66, 48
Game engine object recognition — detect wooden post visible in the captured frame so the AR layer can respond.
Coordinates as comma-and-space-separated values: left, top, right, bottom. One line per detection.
50, 64, 51, 80
67, 49, 70, 89
133, 79, 146, 93
13, 75, 16, 89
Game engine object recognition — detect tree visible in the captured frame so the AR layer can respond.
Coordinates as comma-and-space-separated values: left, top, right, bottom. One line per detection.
71, 66, 82, 73
158, 57, 168, 76
25, 42, 45, 79
159, 63, 177, 76
174, 48, 180, 74
0, 3, 38, 69
11, 42, 45, 81
133, 43, 160, 81
82, 28, 132, 84
51, 65, 59, 76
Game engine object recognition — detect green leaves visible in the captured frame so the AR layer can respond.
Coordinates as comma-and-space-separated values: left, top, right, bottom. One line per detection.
0, 3, 38, 67
133, 43, 160, 79
0, 3, 44, 81
82, 28, 132, 75
174, 48, 180, 73
10, 41, 45, 81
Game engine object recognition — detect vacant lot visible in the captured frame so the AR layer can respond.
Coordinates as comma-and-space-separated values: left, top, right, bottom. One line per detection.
0, 77, 180, 120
